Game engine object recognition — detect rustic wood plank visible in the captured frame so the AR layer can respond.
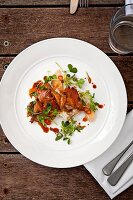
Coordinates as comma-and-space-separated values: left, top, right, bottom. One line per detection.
0, 56, 133, 101
0, 7, 121, 54
0, 126, 17, 152
110, 56, 133, 102
0, 0, 124, 6
0, 154, 132, 200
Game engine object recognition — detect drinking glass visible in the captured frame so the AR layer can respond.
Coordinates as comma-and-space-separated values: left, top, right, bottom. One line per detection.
109, 4, 133, 54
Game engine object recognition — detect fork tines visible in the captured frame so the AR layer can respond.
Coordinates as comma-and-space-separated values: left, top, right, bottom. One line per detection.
79, 0, 89, 7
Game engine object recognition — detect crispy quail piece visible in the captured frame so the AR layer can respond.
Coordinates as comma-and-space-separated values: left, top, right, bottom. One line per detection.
51, 79, 63, 91
29, 87, 37, 97
38, 90, 53, 103
44, 83, 51, 89
34, 101, 42, 113
51, 90, 61, 106
60, 95, 66, 110
64, 87, 83, 110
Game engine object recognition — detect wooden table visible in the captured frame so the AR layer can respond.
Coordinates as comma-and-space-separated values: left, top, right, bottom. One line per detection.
0, 1, 133, 199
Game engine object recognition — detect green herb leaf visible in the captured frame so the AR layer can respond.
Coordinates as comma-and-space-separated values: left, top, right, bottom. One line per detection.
79, 90, 99, 112
63, 137, 69, 141
55, 118, 85, 144
37, 115, 46, 126
52, 109, 58, 116
68, 64, 78, 73
44, 74, 57, 83
61, 119, 76, 136
72, 67, 77, 73
27, 106, 33, 116
75, 125, 85, 132
43, 103, 52, 115
52, 74, 57, 79
81, 99, 86, 106
30, 92, 38, 97
67, 138, 71, 144
62, 121, 70, 127
55, 133, 63, 141
72, 74, 78, 81
77, 78, 85, 89
67, 74, 70, 77
39, 85, 47, 90
68, 64, 73, 71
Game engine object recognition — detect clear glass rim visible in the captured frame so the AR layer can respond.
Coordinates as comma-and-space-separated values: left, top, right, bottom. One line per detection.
111, 3, 133, 24
109, 3, 133, 53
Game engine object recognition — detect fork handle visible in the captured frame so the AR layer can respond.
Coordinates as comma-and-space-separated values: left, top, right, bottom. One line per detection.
102, 141, 133, 176
107, 153, 133, 186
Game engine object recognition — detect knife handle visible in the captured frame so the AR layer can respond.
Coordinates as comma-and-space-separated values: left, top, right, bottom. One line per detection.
70, 0, 79, 14
107, 153, 133, 186
102, 141, 133, 176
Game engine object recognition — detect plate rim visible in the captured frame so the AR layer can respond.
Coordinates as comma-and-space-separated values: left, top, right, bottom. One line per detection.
0, 37, 127, 168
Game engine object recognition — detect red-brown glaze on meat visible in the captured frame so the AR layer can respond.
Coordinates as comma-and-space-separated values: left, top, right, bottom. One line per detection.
28, 71, 99, 133
64, 87, 83, 110
38, 90, 53, 103
34, 101, 42, 113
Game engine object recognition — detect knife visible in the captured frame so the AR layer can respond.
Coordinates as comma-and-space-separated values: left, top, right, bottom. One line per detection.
107, 153, 133, 186
70, 0, 79, 14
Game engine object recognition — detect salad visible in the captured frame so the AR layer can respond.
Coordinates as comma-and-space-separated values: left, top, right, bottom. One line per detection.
26, 63, 104, 144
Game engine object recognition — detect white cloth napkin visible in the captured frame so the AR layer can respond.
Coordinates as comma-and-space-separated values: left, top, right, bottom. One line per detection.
125, 0, 133, 15
84, 110, 133, 199
126, 0, 133, 4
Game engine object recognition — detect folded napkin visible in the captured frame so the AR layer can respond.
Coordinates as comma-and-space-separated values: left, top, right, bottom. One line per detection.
84, 110, 133, 199
125, 0, 133, 15
126, 0, 133, 4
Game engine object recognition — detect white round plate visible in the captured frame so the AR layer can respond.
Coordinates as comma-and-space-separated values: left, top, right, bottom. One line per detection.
0, 38, 127, 168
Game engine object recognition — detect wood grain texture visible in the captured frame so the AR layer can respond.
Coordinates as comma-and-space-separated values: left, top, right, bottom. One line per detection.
0, 7, 119, 54
0, 154, 132, 200
0, 2, 132, 200
0, 0, 125, 6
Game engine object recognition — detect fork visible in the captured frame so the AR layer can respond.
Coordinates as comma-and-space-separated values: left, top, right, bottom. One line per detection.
79, 0, 89, 7
102, 141, 133, 176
